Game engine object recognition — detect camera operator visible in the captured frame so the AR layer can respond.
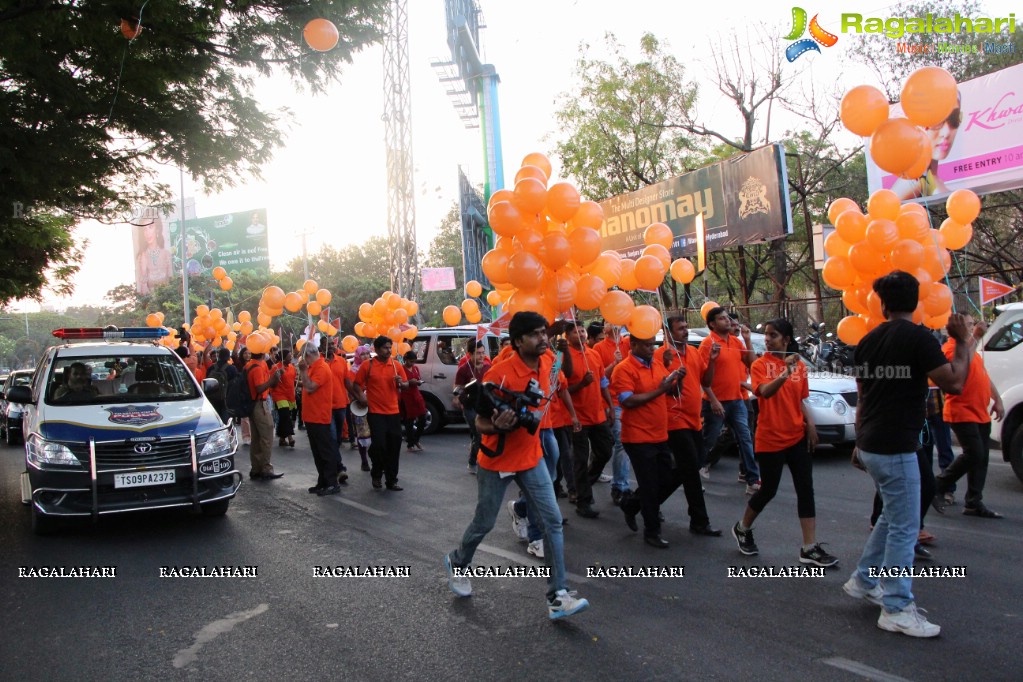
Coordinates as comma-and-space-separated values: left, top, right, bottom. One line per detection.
444, 312, 590, 620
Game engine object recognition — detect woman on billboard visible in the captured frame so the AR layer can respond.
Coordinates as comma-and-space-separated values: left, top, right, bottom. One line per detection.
892, 93, 962, 200
134, 216, 173, 295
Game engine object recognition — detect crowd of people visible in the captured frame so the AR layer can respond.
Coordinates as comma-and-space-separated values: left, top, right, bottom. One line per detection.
175, 269, 1004, 631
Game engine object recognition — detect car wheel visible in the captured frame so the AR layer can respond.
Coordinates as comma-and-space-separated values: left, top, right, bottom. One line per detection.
6, 420, 19, 446
1010, 424, 1023, 485
31, 509, 60, 535
423, 398, 444, 436
201, 499, 231, 517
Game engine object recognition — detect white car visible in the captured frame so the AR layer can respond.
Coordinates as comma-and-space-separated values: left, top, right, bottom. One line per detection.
982, 302, 1023, 484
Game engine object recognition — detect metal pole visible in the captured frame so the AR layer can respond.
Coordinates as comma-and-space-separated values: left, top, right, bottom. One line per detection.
179, 167, 190, 324
302, 231, 311, 329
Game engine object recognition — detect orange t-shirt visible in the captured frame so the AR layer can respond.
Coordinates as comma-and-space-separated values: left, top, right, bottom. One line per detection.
478, 352, 551, 472
751, 354, 808, 452
611, 355, 670, 444
495, 345, 515, 363
270, 363, 296, 403
302, 358, 333, 425
658, 345, 707, 431
566, 345, 608, 426
329, 356, 352, 409
245, 359, 271, 401
942, 340, 991, 424
354, 357, 408, 416
699, 331, 747, 402
541, 359, 569, 430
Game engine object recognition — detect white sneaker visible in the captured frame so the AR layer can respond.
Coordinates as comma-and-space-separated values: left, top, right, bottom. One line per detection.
507, 500, 528, 541
547, 589, 589, 620
877, 604, 941, 638
843, 577, 883, 606
527, 539, 545, 559
699, 466, 710, 480
444, 554, 472, 598
598, 473, 612, 483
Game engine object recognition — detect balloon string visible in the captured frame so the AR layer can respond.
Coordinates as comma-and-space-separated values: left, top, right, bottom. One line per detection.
567, 307, 591, 375
950, 245, 984, 317
923, 206, 957, 315
104, 0, 151, 126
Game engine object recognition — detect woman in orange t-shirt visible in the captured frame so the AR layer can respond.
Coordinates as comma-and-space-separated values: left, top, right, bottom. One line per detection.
731, 319, 837, 568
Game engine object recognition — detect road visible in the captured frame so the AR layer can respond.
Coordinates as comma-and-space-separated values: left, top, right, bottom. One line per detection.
1, 428, 1020, 681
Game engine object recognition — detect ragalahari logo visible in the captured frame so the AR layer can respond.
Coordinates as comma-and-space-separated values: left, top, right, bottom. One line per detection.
784, 7, 838, 62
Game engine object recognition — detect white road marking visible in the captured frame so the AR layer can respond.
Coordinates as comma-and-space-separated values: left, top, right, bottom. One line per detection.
821, 657, 915, 682
172, 603, 269, 669
335, 497, 389, 517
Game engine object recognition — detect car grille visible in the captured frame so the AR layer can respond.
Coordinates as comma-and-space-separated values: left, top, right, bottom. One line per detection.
841, 392, 858, 408
68, 436, 207, 471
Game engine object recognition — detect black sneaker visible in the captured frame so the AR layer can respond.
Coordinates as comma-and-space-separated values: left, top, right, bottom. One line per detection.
610, 488, 623, 506
914, 543, 933, 560
731, 522, 759, 556
317, 485, 341, 496
799, 543, 839, 567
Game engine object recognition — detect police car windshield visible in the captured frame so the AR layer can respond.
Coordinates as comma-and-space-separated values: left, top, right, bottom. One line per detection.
45, 355, 200, 405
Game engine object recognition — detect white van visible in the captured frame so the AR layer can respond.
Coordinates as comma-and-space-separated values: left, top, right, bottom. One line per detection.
981, 302, 1023, 484
6, 327, 241, 534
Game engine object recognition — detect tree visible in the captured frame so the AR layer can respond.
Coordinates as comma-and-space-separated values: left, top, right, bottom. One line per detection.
0, 0, 389, 304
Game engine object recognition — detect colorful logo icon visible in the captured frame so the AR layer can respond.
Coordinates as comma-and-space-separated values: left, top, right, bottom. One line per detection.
784, 7, 838, 62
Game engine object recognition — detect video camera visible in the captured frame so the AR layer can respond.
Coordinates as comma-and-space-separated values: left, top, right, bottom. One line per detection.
463, 378, 545, 436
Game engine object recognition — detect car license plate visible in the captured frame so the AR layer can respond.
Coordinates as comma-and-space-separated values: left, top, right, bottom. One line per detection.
114, 470, 176, 488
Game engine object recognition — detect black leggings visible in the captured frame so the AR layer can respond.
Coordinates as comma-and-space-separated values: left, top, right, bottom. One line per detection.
748, 439, 815, 518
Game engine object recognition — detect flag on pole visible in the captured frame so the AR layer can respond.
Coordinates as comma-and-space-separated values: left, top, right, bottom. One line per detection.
979, 277, 1017, 305
476, 325, 488, 342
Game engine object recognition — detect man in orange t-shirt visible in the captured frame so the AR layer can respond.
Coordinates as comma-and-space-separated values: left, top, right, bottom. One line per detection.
591, 321, 633, 505
270, 349, 297, 448
444, 312, 589, 621
352, 335, 409, 491
934, 316, 1005, 517
611, 333, 683, 547
327, 344, 355, 483
699, 306, 760, 490
246, 350, 284, 480
299, 345, 339, 495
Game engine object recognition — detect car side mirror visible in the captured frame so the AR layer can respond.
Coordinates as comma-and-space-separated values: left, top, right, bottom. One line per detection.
202, 378, 219, 394
6, 385, 32, 405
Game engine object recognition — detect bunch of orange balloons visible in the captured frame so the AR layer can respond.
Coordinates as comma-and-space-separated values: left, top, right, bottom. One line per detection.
825, 188, 980, 344
840, 66, 958, 179
354, 291, 419, 355
441, 280, 487, 327
211, 266, 233, 291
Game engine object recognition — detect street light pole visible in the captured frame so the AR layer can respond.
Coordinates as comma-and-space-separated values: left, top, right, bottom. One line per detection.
179, 167, 190, 325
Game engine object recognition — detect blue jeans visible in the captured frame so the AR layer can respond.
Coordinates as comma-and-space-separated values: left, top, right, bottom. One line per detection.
610, 406, 632, 491
515, 429, 559, 542
925, 412, 955, 493
702, 399, 759, 484
852, 450, 920, 613
449, 459, 567, 598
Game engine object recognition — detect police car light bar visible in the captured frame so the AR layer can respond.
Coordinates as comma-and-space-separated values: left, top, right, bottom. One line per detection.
52, 327, 170, 340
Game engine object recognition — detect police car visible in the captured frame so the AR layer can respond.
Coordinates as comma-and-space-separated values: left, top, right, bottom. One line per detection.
5, 327, 241, 534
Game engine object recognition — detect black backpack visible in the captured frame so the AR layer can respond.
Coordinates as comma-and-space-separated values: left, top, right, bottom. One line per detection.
226, 365, 255, 419
206, 362, 230, 402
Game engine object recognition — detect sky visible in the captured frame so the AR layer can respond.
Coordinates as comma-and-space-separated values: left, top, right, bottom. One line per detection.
15, 0, 1020, 312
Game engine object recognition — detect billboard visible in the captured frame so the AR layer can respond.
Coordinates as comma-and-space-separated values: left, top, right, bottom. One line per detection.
168, 209, 270, 278
598, 143, 793, 258
132, 211, 174, 295
866, 63, 1023, 201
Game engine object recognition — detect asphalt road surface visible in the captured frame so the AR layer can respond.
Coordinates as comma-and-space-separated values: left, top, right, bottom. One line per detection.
2, 428, 1020, 681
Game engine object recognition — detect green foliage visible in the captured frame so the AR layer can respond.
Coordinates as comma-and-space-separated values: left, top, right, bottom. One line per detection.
0, 0, 388, 304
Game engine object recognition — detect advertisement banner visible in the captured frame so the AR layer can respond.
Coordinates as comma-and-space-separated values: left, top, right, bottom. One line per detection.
866, 63, 1023, 202
169, 209, 270, 278
598, 143, 793, 259
421, 267, 457, 291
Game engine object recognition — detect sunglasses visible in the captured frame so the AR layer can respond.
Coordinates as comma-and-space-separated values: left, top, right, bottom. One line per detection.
928, 107, 960, 131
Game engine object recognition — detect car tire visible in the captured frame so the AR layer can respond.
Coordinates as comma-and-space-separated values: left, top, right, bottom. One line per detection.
423, 398, 444, 437
1010, 424, 1023, 485
31, 509, 60, 535
201, 499, 231, 517
5, 419, 19, 446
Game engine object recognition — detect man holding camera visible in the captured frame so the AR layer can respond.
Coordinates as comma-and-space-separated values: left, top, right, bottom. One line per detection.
445, 312, 590, 620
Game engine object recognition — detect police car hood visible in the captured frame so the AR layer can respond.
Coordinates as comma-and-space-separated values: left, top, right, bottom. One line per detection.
39, 400, 223, 442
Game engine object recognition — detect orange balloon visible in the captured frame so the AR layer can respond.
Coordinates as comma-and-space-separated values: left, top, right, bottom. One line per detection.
358, 302, 373, 322
946, 189, 981, 225
488, 189, 515, 212
465, 309, 482, 324
824, 232, 852, 259
837, 315, 869, 345
900, 203, 927, 216
520, 153, 553, 182
867, 190, 901, 221
901, 66, 958, 128
840, 85, 889, 137
212, 266, 226, 281
303, 279, 319, 295
842, 288, 869, 315
898, 134, 933, 180
895, 211, 930, 242
538, 232, 571, 271
921, 244, 951, 281
828, 198, 860, 226
494, 236, 515, 254
465, 280, 483, 298
924, 312, 952, 331
146, 313, 160, 328
700, 301, 720, 321
628, 305, 662, 340
386, 293, 402, 309
599, 290, 635, 325
507, 289, 543, 315
121, 18, 142, 40
196, 304, 210, 317
634, 255, 667, 290
669, 258, 696, 284
461, 299, 480, 315
481, 249, 511, 285
515, 164, 548, 187
641, 244, 672, 270
865, 219, 899, 252
866, 291, 885, 318
486, 290, 501, 306
643, 222, 674, 250
569, 201, 605, 232
567, 227, 602, 268
393, 308, 409, 325
835, 210, 868, 243
316, 289, 332, 306
340, 335, 359, 353
849, 243, 885, 275
822, 255, 856, 290
284, 292, 303, 313
543, 270, 579, 312
870, 118, 925, 176
257, 312, 272, 328
546, 182, 581, 223
304, 18, 339, 51
488, 201, 524, 238
240, 320, 254, 335
512, 177, 547, 215
245, 334, 267, 354
939, 218, 972, 250
588, 253, 623, 288
618, 259, 639, 291
923, 282, 953, 316
507, 251, 544, 290
306, 301, 322, 316
574, 274, 608, 310
442, 305, 462, 327
219, 276, 233, 291
889, 239, 925, 271
513, 228, 543, 254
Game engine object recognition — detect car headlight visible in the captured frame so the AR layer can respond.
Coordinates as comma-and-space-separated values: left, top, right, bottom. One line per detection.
199, 427, 237, 460
26, 435, 82, 468
833, 400, 847, 416
804, 391, 834, 409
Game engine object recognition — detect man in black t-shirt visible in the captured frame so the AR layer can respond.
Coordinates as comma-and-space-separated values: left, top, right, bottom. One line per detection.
842, 270, 973, 639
